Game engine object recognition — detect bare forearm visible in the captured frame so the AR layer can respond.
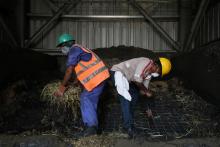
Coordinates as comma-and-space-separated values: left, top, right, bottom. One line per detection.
61, 66, 74, 86
135, 82, 147, 91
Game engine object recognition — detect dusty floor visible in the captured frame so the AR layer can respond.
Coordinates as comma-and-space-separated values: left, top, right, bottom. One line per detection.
0, 134, 219, 147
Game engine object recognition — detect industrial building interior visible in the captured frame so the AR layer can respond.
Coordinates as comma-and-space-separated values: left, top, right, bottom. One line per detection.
0, 0, 220, 146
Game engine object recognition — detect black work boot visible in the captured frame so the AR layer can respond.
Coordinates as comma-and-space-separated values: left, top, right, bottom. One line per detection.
73, 126, 97, 139
122, 127, 137, 139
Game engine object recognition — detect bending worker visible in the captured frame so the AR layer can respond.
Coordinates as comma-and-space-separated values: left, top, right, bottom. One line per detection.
54, 34, 110, 137
110, 57, 171, 137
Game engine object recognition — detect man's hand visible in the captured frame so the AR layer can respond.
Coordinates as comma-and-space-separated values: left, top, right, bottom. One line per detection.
135, 82, 154, 98
145, 90, 153, 97
140, 89, 153, 98
54, 66, 74, 97
53, 85, 67, 97
146, 108, 153, 118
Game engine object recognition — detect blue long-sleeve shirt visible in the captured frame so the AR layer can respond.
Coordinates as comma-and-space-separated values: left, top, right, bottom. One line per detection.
66, 45, 92, 68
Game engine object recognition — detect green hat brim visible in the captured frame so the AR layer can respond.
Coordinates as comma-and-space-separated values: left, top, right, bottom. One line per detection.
56, 40, 75, 47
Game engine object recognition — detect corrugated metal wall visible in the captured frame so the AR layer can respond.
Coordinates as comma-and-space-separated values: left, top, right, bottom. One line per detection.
29, 0, 179, 51
194, 2, 220, 47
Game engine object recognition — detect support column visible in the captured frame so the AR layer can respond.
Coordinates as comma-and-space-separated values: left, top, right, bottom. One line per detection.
0, 15, 18, 47
179, 0, 192, 51
16, 0, 25, 48
183, 0, 210, 51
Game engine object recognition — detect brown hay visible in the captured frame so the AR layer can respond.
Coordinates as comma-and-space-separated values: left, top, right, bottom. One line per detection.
66, 132, 128, 147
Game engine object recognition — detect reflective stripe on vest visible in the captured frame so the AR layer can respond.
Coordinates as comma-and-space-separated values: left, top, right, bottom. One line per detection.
73, 44, 110, 91
82, 66, 108, 84
76, 58, 101, 76
75, 45, 101, 76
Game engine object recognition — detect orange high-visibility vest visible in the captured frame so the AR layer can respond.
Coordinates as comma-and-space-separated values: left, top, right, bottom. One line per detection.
74, 44, 110, 91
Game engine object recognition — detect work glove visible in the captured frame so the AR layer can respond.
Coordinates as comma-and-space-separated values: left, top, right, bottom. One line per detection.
53, 85, 67, 97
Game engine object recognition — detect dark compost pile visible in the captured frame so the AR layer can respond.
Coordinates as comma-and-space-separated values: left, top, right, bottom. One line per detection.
172, 40, 220, 106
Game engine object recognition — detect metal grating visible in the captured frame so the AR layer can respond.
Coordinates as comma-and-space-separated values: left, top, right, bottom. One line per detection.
71, 79, 220, 139
96, 78, 220, 139
100, 96, 188, 138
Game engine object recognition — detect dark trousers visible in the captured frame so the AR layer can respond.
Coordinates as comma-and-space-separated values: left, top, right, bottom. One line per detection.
110, 71, 139, 129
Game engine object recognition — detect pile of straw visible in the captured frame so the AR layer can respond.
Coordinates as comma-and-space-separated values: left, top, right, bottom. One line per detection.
41, 81, 82, 122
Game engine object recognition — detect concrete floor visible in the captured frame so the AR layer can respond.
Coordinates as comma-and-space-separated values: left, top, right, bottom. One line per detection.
115, 138, 220, 147
0, 135, 219, 147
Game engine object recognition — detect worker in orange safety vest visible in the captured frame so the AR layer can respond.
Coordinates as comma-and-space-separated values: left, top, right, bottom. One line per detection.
54, 34, 110, 137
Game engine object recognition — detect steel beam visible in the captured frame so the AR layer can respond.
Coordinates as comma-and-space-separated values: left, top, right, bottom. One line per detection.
0, 15, 18, 47
146, 3, 160, 14
44, 0, 58, 12
128, 0, 181, 52
179, 0, 192, 51
55, 0, 170, 3
27, 13, 179, 21
30, 47, 177, 56
24, 1, 80, 48
183, 0, 210, 52
16, 0, 25, 48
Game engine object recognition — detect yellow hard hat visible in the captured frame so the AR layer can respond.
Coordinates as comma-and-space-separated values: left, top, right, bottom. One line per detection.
159, 57, 172, 77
